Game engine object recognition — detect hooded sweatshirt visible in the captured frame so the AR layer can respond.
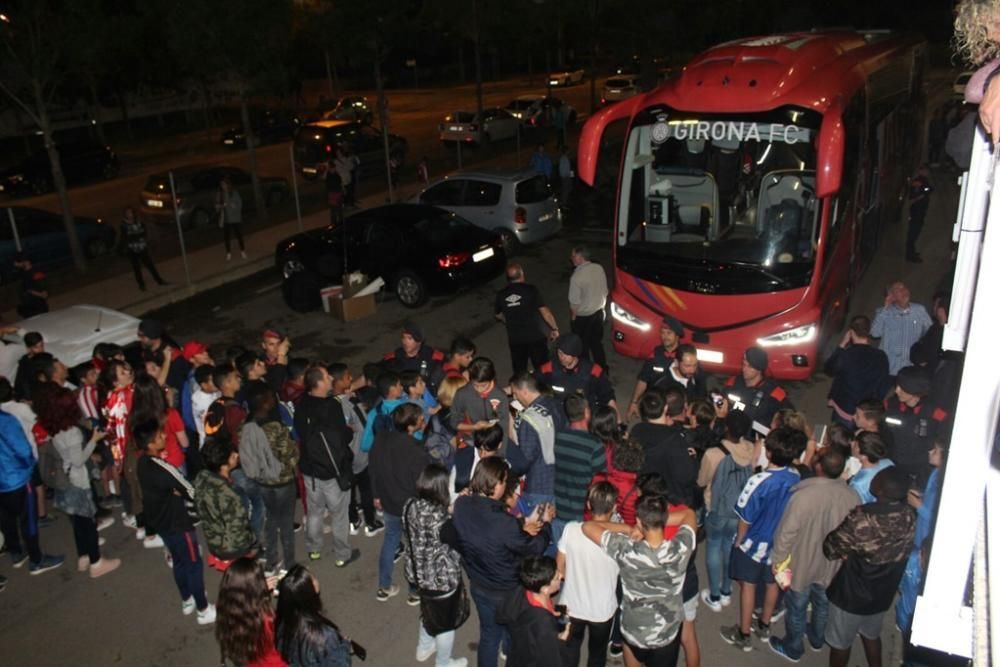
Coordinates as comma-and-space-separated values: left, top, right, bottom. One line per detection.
495, 588, 564, 667
697, 437, 755, 511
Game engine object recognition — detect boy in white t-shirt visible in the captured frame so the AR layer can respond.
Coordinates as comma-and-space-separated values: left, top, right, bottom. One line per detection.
556, 481, 621, 667
191, 365, 220, 447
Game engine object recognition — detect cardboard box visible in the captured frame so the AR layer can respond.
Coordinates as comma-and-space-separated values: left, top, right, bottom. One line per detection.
320, 285, 344, 313
342, 272, 368, 298
332, 292, 376, 321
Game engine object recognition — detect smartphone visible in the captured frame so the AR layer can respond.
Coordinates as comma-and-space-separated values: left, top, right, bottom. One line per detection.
710, 391, 725, 408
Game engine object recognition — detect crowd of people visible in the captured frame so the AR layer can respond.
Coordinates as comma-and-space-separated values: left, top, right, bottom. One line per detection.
0, 251, 956, 667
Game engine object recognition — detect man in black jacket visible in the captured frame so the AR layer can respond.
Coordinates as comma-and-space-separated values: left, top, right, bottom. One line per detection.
631, 388, 698, 508
369, 401, 430, 603
825, 315, 891, 428
295, 365, 356, 567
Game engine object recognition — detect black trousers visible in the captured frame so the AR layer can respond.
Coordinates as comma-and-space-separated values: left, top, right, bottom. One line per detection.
129, 251, 165, 288
70, 513, 100, 564
572, 310, 608, 370
348, 466, 376, 526
563, 616, 614, 667
906, 205, 928, 258
0, 484, 42, 563
223, 223, 245, 252
509, 338, 550, 374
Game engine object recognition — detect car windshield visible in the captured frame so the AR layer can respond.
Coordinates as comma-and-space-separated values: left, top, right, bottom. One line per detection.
445, 112, 475, 123
616, 107, 821, 293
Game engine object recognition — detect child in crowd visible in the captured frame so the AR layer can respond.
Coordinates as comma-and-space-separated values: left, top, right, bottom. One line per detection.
401, 370, 439, 421
215, 557, 285, 667
192, 364, 220, 448
193, 438, 257, 563
496, 555, 570, 667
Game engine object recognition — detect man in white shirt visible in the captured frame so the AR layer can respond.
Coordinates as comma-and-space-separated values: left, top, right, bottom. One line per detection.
557, 481, 621, 667
568, 245, 609, 371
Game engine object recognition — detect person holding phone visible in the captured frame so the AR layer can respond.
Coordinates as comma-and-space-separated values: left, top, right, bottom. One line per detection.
35, 385, 119, 578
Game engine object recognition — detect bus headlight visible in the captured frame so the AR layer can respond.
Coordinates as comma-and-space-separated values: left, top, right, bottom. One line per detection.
610, 301, 651, 332
756, 323, 817, 348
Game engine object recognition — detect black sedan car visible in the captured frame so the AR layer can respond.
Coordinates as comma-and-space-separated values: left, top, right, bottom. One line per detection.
0, 206, 116, 284
275, 204, 506, 310
0, 140, 119, 197
221, 110, 300, 149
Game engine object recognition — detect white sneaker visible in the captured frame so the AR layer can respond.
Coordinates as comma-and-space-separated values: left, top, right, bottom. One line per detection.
97, 516, 115, 531
78, 555, 90, 572
240, 250, 247, 259
122, 514, 137, 530
143, 535, 164, 549
181, 597, 196, 616
721, 593, 733, 607
445, 660, 468, 667
197, 603, 217, 625
416, 642, 437, 662
99, 536, 106, 547
135, 527, 146, 540
701, 589, 723, 613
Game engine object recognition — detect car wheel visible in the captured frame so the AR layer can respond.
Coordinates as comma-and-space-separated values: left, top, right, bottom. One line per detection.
393, 269, 427, 307
31, 175, 51, 195
494, 228, 519, 255
86, 236, 111, 258
280, 254, 306, 280
282, 270, 322, 312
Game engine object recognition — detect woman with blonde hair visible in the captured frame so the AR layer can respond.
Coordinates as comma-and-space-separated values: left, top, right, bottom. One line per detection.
424, 375, 469, 468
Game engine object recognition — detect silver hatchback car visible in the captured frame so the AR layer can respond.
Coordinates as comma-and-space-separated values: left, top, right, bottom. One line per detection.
412, 168, 562, 252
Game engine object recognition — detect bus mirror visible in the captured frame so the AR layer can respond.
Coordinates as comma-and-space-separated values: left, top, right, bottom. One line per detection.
577, 96, 644, 187
816, 105, 844, 198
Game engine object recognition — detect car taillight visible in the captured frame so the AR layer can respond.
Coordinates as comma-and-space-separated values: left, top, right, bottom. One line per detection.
529, 117, 537, 126
325, 144, 333, 153
437, 252, 470, 268
514, 207, 527, 227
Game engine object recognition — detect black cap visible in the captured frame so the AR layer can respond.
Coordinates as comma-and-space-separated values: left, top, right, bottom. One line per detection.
138, 318, 164, 340
744, 346, 768, 372
660, 314, 683, 336
896, 365, 931, 397
402, 320, 423, 343
556, 333, 584, 357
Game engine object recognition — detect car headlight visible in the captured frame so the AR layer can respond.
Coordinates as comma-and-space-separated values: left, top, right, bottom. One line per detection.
756, 323, 817, 348
610, 301, 651, 332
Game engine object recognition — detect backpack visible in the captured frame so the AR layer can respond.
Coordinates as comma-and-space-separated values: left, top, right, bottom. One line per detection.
371, 402, 394, 439
710, 449, 753, 520
38, 440, 70, 491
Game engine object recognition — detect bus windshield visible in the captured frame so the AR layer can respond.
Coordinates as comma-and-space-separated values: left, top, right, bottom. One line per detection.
616, 108, 821, 293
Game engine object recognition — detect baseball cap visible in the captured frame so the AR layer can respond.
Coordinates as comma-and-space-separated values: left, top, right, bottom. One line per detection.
181, 340, 208, 362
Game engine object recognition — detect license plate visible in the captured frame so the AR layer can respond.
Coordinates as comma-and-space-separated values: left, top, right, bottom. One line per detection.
303, 167, 317, 175
449, 125, 463, 131
223, 139, 234, 144
473, 247, 494, 262
549, 79, 560, 85
147, 199, 164, 208
609, 89, 621, 94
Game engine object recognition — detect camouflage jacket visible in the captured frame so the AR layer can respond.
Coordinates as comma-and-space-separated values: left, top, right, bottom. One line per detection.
193, 470, 255, 559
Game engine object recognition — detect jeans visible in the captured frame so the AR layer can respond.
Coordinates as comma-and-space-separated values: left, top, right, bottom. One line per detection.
470, 585, 511, 667
896, 550, 922, 633
303, 476, 351, 561
417, 622, 456, 667
231, 468, 265, 539
378, 512, 403, 589
261, 482, 297, 569
0, 484, 42, 563
348, 466, 376, 526
779, 583, 829, 659
69, 514, 100, 564
704, 512, 738, 598
563, 616, 613, 667
161, 530, 208, 611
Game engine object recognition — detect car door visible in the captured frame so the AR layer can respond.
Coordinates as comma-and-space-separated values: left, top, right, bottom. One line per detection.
359, 218, 405, 277
419, 179, 465, 211
457, 179, 502, 232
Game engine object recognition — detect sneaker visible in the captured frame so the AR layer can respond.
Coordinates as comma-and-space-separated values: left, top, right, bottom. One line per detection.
38, 515, 57, 527
808, 638, 825, 652
97, 516, 115, 531
753, 607, 785, 624
122, 513, 137, 530
89, 557, 121, 579
143, 535, 164, 549
752, 620, 772, 642
700, 589, 723, 612
240, 250, 247, 260
416, 642, 437, 662
308, 552, 321, 561
99, 536, 106, 547
407, 591, 421, 606
719, 624, 753, 652
364, 520, 385, 537
10, 551, 28, 568
334, 548, 360, 568
78, 555, 90, 572
349, 519, 363, 536
375, 584, 400, 602
29, 554, 65, 576
393, 544, 404, 564
720, 592, 732, 607
445, 660, 468, 667
768, 637, 801, 663
181, 597, 196, 616
135, 527, 146, 540
293, 522, 303, 533
197, 604, 217, 625
608, 643, 623, 658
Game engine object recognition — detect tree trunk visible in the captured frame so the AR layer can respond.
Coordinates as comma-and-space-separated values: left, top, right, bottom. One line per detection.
473, 0, 483, 119
239, 89, 267, 224
374, 43, 394, 203
35, 86, 85, 272
86, 77, 108, 146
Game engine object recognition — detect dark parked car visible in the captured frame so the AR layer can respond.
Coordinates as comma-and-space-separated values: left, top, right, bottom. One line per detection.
221, 110, 301, 149
275, 204, 505, 310
139, 165, 289, 230
0, 206, 115, 283
293, 120, 407, 181
0, 140, 120, 197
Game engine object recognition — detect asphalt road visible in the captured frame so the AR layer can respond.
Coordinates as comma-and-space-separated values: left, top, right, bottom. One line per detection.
0, 147, 962, 665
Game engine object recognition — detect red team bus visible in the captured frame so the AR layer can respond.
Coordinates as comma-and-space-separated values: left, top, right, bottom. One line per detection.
578, 31, 926, 380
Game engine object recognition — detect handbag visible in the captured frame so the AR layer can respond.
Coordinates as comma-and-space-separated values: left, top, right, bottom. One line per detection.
403, 501, 470, 636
